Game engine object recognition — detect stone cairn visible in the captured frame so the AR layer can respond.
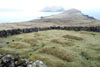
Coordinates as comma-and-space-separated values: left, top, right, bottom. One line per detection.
0, 54, 47, 67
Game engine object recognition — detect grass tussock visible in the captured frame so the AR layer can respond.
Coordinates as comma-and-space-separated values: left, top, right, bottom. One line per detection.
63, 35, 83, 40
9, 42, 29, 49
0, 48, 18, 55
29, 54, 65, 67
88, 43, 98, 46
51, 39, 73, 46
24, 38, 38, 45
40, 47, 75, 62
87, 43, 100, 51
91, 55, 100, 61
80, 31, 96, 35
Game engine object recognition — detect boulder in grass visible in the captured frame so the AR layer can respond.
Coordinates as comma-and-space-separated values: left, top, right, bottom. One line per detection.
32, 60, 47, 67
1, 54, 14, 67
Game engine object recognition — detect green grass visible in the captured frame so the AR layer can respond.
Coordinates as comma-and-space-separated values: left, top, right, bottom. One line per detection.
9, 42, 30, 49
40, 47, 76, 62
0, 30, 100, 67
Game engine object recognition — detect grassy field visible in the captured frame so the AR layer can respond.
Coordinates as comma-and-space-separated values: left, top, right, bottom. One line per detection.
0, 30, 100, 67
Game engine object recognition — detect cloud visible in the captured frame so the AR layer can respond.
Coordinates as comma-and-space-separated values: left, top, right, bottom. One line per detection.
41, 6, 65, 12
0, 0, 99, 11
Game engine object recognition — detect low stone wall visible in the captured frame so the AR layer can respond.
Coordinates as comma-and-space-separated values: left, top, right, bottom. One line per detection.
0, 26, 100, 37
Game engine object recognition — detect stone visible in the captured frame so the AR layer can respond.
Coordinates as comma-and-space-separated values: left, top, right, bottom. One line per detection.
1, 54, 14, 63
0, 54, 47, 67
1, 54, 14, 67
32, 60, 47, 67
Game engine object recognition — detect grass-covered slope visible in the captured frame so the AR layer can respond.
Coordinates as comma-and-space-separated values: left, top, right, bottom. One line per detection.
0, 30, 100, 67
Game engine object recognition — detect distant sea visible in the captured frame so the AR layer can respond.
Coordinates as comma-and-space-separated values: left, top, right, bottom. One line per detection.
0, 11, 61, 23
0, 9, 100, 23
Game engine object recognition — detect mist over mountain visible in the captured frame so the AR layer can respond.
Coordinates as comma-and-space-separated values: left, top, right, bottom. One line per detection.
41, 6, 65, 12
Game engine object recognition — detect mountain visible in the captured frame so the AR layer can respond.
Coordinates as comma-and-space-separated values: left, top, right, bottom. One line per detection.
30, 9, 100, 27
0, 9, 100, 30
44, 9, 96, 20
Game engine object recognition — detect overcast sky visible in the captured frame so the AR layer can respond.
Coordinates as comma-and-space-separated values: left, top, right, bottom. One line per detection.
0, 0, 100, 11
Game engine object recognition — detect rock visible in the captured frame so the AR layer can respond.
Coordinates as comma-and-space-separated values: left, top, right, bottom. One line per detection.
0, 54, 47, 67
1, 54, 14, 63
32, 60, 47, 67
1, 54, 14, 67
27, 64, 32, 67
27, 61, 33, 67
